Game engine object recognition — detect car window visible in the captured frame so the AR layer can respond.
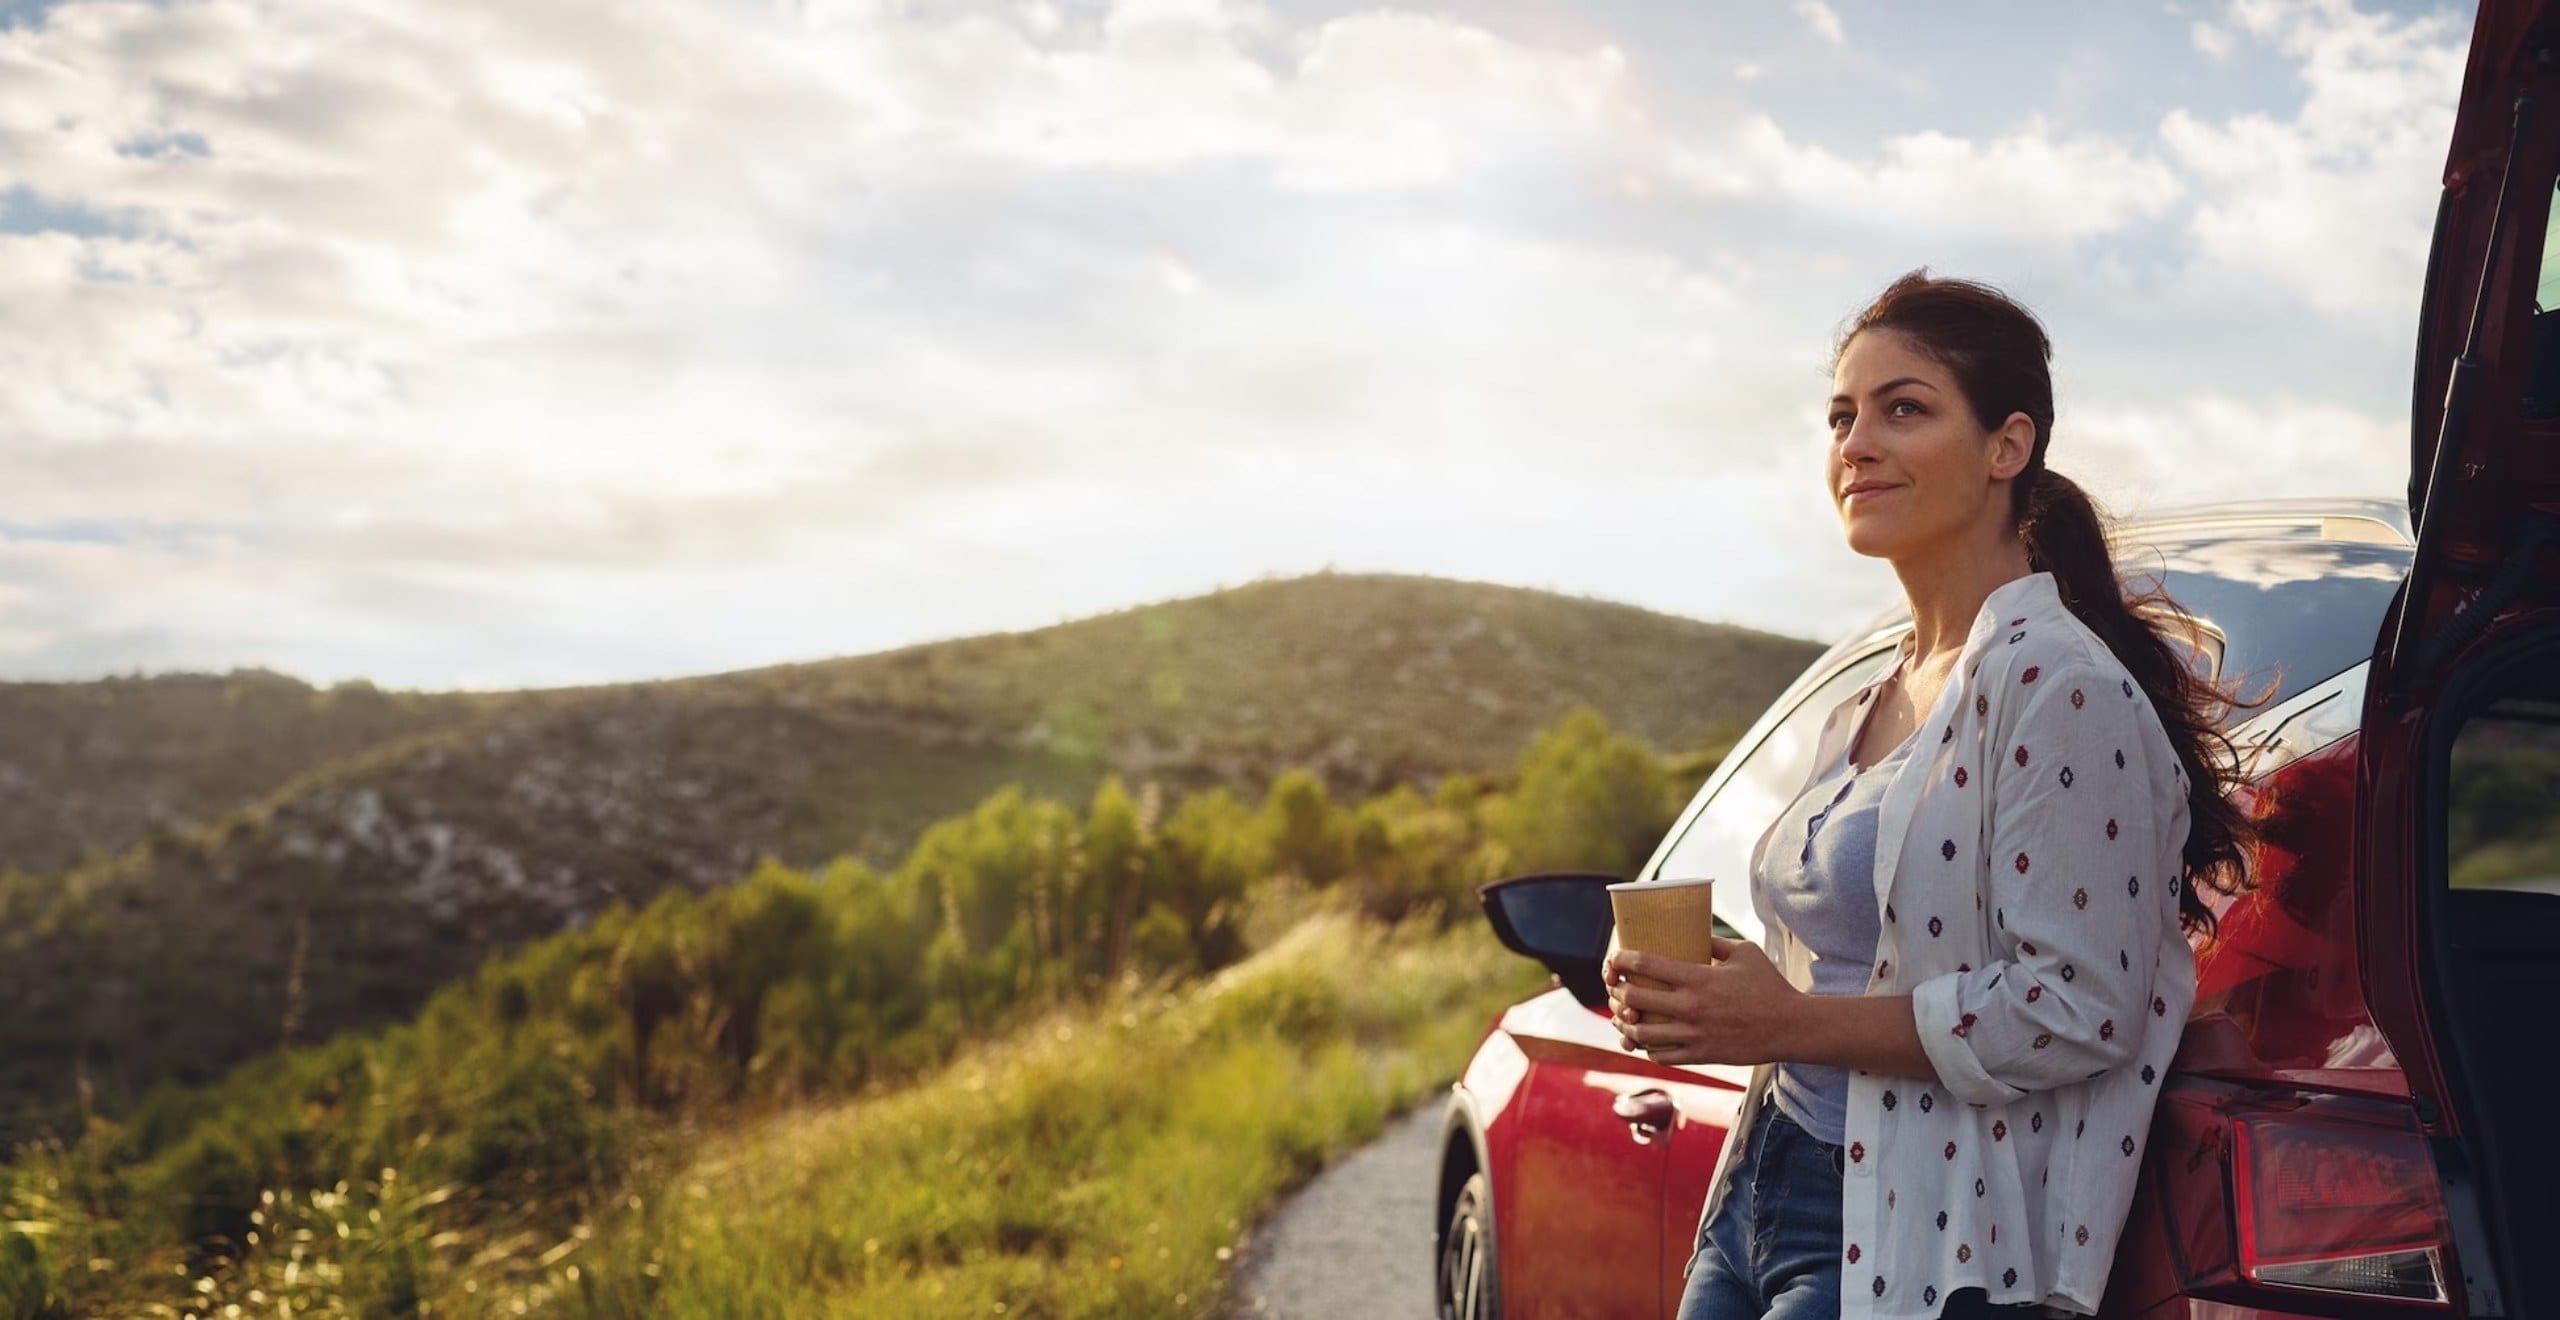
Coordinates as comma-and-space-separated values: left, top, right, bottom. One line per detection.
1646, 649, 1896, 944
2528, 178, 2560, 418
2446, 690, 2560, 898
2538, 179, 2560, 314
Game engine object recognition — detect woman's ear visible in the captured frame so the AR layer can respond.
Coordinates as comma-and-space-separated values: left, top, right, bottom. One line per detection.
1988, 411, 2036, 481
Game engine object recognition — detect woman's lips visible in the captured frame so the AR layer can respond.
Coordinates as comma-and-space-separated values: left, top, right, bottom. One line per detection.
1845, 485, 1900, 506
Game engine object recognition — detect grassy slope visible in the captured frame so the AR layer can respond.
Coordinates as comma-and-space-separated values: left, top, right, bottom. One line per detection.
85, 906, 1550, 1316
486, 908, 1554, 1317
0, 573, 1816, 1142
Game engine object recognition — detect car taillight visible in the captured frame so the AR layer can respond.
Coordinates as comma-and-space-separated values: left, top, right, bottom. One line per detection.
2231, 1108, 2452, 1304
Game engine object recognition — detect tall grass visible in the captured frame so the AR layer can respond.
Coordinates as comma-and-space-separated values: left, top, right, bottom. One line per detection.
500, 905, 1546, 1317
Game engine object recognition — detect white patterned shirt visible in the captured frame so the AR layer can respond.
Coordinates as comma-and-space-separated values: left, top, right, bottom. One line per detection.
1693, 569, 2197, 1319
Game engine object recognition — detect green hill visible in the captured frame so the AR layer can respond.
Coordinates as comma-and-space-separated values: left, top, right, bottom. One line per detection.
0, 670, 499, 877
719, 569, 1822, 793
0, 695, 1650, 1316
0, 572, 1822, 1144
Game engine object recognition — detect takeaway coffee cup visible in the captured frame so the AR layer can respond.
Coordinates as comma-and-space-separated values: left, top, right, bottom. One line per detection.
1606, 876, 1717, 1023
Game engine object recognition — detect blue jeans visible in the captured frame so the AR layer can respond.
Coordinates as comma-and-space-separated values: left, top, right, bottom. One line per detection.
1677, 1104, 2041, 1320
1676, 1104, 1845, 1319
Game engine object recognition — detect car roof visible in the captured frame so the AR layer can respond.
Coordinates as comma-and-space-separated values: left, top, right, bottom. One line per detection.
2110, 495, 2411, 547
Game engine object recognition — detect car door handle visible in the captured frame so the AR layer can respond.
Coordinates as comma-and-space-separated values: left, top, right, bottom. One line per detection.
1613, 1088, 1675, 1143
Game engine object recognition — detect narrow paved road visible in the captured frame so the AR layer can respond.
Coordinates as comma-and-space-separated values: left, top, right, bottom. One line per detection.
1226, 1099, 1446, 1319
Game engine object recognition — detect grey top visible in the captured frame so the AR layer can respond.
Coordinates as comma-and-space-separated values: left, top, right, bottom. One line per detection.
1762, 698, 1915, 1147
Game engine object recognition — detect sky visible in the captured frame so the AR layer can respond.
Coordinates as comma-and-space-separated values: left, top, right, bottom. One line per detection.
0, 0, 2478, 688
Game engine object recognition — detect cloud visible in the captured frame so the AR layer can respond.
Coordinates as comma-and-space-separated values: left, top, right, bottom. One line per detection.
0, 0, 2469, 685
0, 0, 1650, 528
1671, 114, 2184, 246
1793, 0, 1845, 46
2064, 393, 2408, 513
2160, 0, 2468, 321
0, 0, 1649, 442
769, 3, 1640, 190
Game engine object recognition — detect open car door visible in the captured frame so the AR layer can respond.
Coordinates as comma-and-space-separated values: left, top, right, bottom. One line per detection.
2365, 1, 2560, 1315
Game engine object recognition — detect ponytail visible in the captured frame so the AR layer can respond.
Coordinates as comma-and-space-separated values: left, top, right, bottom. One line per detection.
2016, 464, 2274, 938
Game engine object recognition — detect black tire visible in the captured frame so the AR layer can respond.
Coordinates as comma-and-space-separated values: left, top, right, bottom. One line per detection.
1437, 1169, 1501, 1320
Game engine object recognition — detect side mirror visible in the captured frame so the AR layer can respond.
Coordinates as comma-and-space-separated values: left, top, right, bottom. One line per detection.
1477, 872, 1619, 1011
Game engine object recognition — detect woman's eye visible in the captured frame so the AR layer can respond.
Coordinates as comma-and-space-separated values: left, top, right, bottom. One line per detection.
1828, 413, 1852, 431
1890, 399, 1922, 417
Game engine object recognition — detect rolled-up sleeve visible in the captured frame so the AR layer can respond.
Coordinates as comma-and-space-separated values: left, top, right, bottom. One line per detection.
1913, 661, 2173, 1107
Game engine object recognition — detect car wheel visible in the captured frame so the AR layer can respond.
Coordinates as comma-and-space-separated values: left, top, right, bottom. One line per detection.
1438, 1169, 1501, 1320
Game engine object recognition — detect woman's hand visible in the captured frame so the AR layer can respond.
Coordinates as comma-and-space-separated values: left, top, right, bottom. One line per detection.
1604, 937, 1806, 1067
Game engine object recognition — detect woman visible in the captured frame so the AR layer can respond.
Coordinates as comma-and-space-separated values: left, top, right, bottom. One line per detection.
1603, 271, 2262, 1320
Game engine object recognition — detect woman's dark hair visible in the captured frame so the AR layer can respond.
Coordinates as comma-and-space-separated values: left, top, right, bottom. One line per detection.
1835, 269, 2273, 939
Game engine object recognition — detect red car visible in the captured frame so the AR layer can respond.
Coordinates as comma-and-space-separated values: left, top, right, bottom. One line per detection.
1435, 5, 2560, 1316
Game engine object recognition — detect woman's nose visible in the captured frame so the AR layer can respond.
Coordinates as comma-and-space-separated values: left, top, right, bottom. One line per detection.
1837, 413, 1887, 462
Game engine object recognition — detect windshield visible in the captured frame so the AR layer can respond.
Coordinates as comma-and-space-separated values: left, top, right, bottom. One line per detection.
2115, 529, 2413, 712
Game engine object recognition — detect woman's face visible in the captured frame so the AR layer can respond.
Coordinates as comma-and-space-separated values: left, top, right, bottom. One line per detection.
1826, 328, 2029, 563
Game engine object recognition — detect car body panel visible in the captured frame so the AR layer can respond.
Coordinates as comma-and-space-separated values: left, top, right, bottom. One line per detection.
2407, 0, 2560, 601
1461, 990, 1673, 1317
2396, 0, 2560, 695
2188, 729, 2400, 1080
